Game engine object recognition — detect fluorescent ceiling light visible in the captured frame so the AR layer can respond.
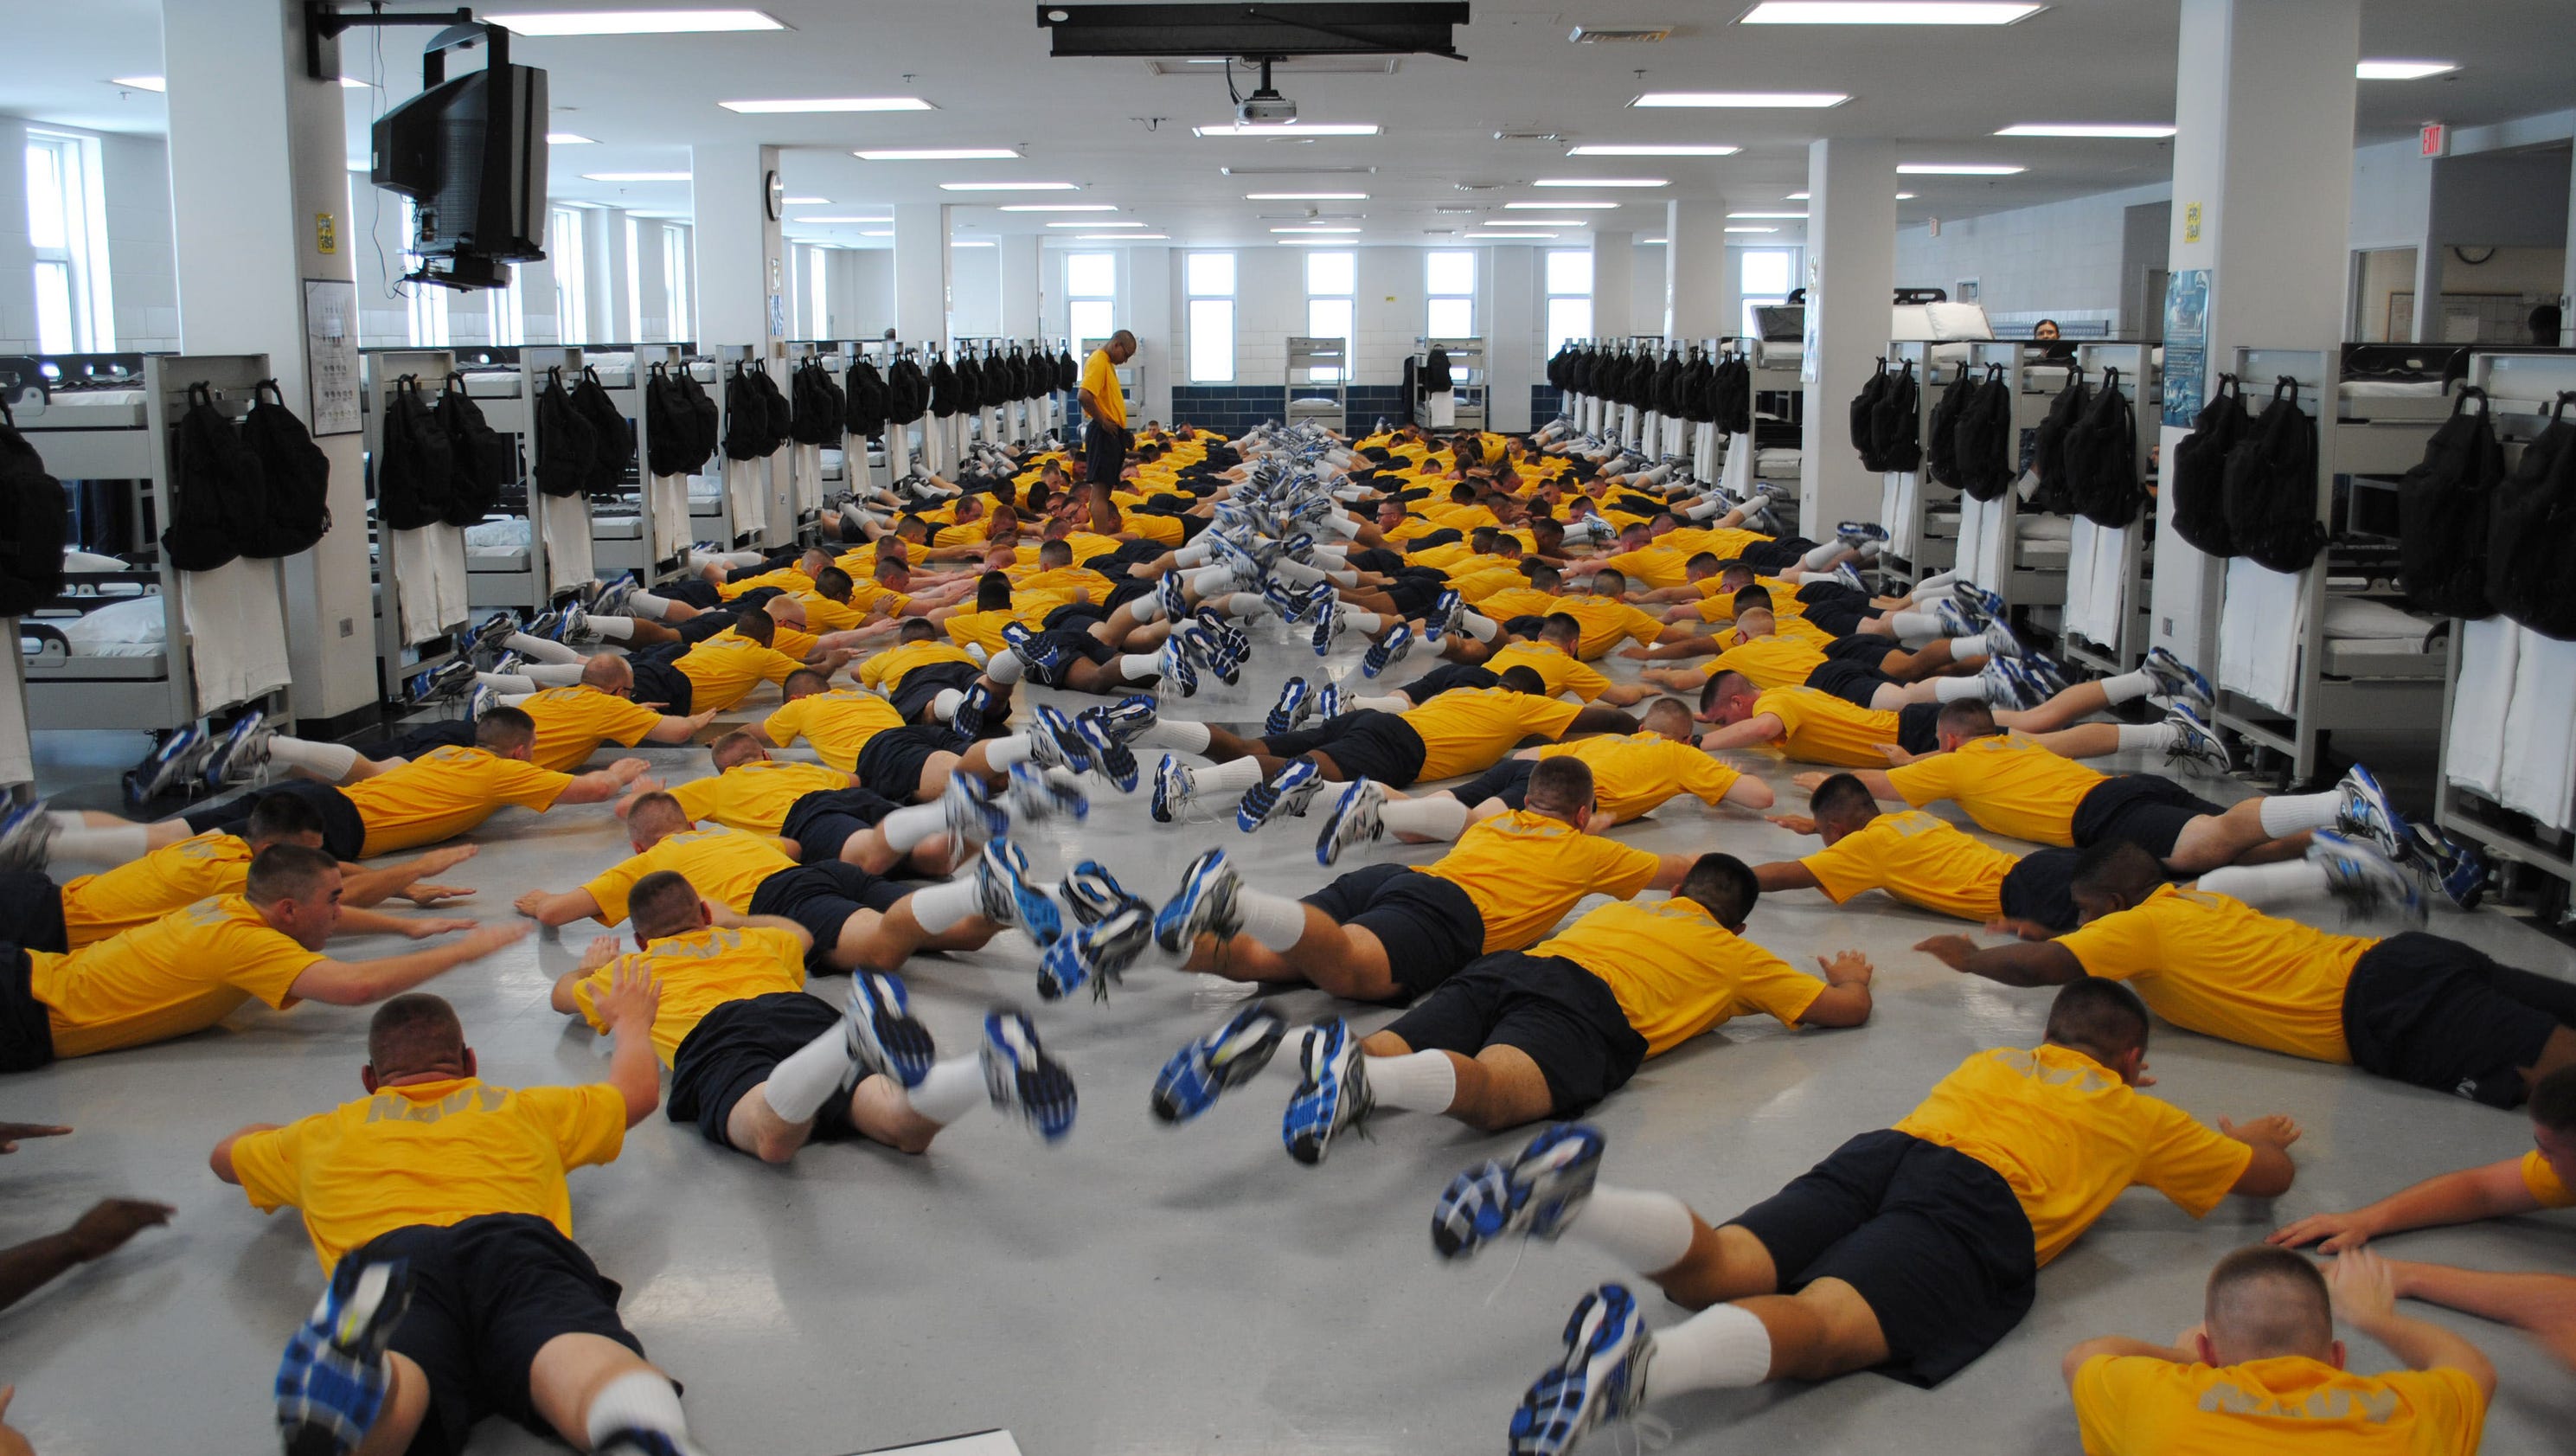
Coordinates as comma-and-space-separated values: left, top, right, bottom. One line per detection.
1726, 226, 1778, 233
1079, 234, 1167, 240
1509, 200, 1618, 209
1273, 226, 1361, 234
793, 215, 889, 223
1277, 238, 1349, 245
488, 10, 785, 35
583, 171, 692, 182
1641, 237, 1668, 244
1633, 91, 1849, 108
547, 132, 597, 144
940, 181, 1079, 191
1898, 162, 2025, 174
1052, 221, 1144, 228
855, 147, 1020, 161
340, 77, 371, 88
861, 230, 893, 237
1192, 122, 1382, 137
1729, 210, 1807, 218
721, 96, 932, 113
998, 204, 1116, 213
1739, 3, 2043, 24
783, 195, 829, 204
950, 240, 996, 247
1503, 219, 1592, 227
1567, 144, 1740, 157
1898, 192, 1916, 199
1466, 231, 1560, 239
1783, 190, 1913, 199
1534, 178, 1666, 188
1996, 122, 2176, 138
1245, 191, 1369, 200
108, 75, 166, 91
2357, 59, 2457, 80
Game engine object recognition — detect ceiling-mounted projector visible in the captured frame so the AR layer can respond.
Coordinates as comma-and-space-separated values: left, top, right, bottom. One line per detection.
1238, 88, 1298, 123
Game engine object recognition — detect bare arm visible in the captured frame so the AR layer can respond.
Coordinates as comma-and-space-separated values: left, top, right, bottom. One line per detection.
1800, 952, 1874, 1029
555, 759, 655, 806
588, 965, 667, 1128
1646, 852, 1698, 892
2269, 1158, 2542, 1251
2220, 1114, 2304, 1199
1694, 714, 1783, 753
1721, 777, 1775, 811
2386, 1258, 2576, 1372
208, 1120, 284, 1185
2333, 1248, 2498, 1401
515, 887, 608, 929
1623, 638, 1717, 662
332, 907, 477, 941
1914, 933, 2086, 988
336, 845, 478, 908
1753, 859, 1823, 894
285, 921, 533, 1006
1794, 768, 1900, 799
644, 709, 720, 745
1594, 682, 1650, 707
0, 1199, 176, 1312
1563, 705, 1639, 738
549, 937, 626, 1014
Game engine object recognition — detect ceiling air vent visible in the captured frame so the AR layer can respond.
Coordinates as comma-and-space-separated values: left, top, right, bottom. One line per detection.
1494, 130, 1567, 143
1569, 24, 1674, 43
1451, 181, 1511, 192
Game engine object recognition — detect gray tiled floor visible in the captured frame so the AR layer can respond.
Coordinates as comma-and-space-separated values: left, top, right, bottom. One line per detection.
4, 614, 2572, 1455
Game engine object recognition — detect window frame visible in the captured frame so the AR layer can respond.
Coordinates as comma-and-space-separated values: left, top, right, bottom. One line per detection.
548, 206, 587, 343
1425, 249, 1475, 339
1304, 249, 1355, 383
25, 131, 114, 354
1543, 248, 1594, 354
1183, 250, 1236, 384
1066, 251, 1118, 354
1740, 247, 1799, 340
661, 225, 692, 343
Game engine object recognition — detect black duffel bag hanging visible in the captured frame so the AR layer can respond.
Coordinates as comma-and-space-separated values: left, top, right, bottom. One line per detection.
1953, 365, 2017, 503
532, 366, 597, 499
436, 373, 513, 526
1870, 358, 1923, 473
2169, 374, 2245, 556
2221, 375, 2327, 573
1924, 362, 1980, 489
570, 365, 632, 500
843, 358, 889, 442
237, 379, 331, 556
673, 363, 721, 463
1849, 358, 1890, 469
2486, 390, 2576, 639
163, 382, 258, 570
643, 363, 710, 478
0, 398, 70, 616
1710, 356, 1751, 436
2064, 366, 2144, 528
2395, 386, 2503, 619
723, 362, 772, 460
376, 375, 453, 530
2028, 365, 2090, 514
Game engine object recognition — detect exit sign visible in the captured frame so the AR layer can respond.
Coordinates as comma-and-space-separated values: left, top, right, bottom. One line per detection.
2420, 122, 2449, 157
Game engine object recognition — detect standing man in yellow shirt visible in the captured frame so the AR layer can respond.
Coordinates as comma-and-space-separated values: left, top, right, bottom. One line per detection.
1080, 329, 1137, 492
209, 984, 716, 1456
2063, 1245, 2490, 1455
1440, 978, 2299, 1454
1150, 855, 1871, 1163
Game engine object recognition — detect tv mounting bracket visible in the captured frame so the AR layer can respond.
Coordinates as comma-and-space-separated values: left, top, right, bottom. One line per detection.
304, 3, 508, 86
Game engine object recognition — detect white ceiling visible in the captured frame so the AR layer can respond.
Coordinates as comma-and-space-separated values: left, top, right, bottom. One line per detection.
6, 1, 2573, 253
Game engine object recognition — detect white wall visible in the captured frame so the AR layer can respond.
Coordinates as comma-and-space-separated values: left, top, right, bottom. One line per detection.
0, 118, 178, 354
1893, 181, 2171, 332
946, 243, 1002, 339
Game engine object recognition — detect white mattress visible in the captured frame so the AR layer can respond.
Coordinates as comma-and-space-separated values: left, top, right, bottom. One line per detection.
592, 514, 643, 541
1755, 447, 1801, 473
2338, 379, 2445, 400
2318, 598, 2445, 677
468, 547, 531, 570
21, 593, 170, 670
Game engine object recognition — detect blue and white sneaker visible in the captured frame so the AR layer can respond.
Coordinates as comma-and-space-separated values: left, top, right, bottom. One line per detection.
1096, 694, 1158, 744
1361, 624, 1413, 678
465, 684, 498, 722
1072, 709, 1137, 792
1980, 620, 2025, 662
1182, 622, 1242, 685
940, 772, 1009, 850
202, 711, 273, 788
1262, 581, 1309, 623
127, 723, 211, 801
591, 571, 639, 618
1829, 561, 1868, 594
1030, 704, 1096, 774
948, 680, 996, 742
1157, 638, 1201, 697
2333, 763, 2415, 865
2308, 830, 2426, 926
1315, 779, 1389, 866
1309, 604, 1345, 657
982, 1007, 1078, 1142
2408, 824, 2489, 912
1508, 1284, 1655, 1456
1150, 1004, 1289, 1124
1267, 677, 1312, 736
1836, 519, 1889, 545
0, 799, 55, 874
1194, 609, 1251, 663
1424, 588, 1464, 646
1282, 1018, 1371, 1165
1150, 754, 1196, 824
588, 1429, 700, 1456
1005, 762, 1089, 824
1977, 659, 2042, 711
1236, 759, 1323, 832
469, 609, 516, 653
1930, 598, 1980, 638
2143, 645, 2215, 714
1152, 848, 1243, 954
1313, 683, 1343, 722
1156, 569, 1191, 622
1952, 580, 2008, 625
547, 603, 590, 644
843, 971, 937, 1088
275, 1258, 414, 1456
405, 657, 476, 704
488, 650, 525, 681
1432, 1123, 1606, 1260
1000, 622, 1062, 678
975, 838, 1065, 946
1057, 861, 1144, 927
1040, 904, 1151, 1002
2162, 703, 2232, 774
2020, 651, 2071, 697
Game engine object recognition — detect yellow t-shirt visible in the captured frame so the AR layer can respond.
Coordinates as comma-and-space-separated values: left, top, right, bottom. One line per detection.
856, 640, 978, 694
1487, 642, 1613, 703
1661, 525, 1767, 559
342, 745, 573, 856
579, 824, 797, 925
1531, 734, 1742, 824
1423, 810, 1663, 953
2522, 1149, 2573, 1208
1885, 734, 2110, 846
715, 563, 814, 600
673, 635, 805, 714
1750, 686, 1906, 767
28, 894, 321, 1058
1537, 897, 1824, 1055
2073, 1354, 2484, 1456
1400, 687, 1586, 780
842, 577, 911, 618
227, 1077, 626, 1273
1709, 633, 1830, 692
942, 608, 1026, 656
1801, 811, 2018, 922
519, 685, 664, 773
1451, 566, 1534, 604
2055, 886, 2371, 1064
57, 831, 253, 947
1554, 595, 1668, 659
1080, 347, 1126, 430
763, 689, 907, 772
791, 590, 869, 633
1894, 1043, 2254, 1265
1473, 587, 1562, 624
1599, 546, 1691, 590
1014, 565, 1118, 601
666, 760, 854, 835
1404, 540, 1478, 571
574, 925, 807, 1064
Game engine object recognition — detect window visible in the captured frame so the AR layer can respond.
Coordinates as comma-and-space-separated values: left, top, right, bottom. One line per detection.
806, 246, 830, 337
548, 206, 587, 343
1304, 250, 1355, 382
1184, 252, 1235, 383
490, 271, 525, 348
400, 199, 449, 348
1544, 248, 1593, 353
662, 226, 693, 342
1426, 250, 1475, 339
1066, 251, 1117, 353
25, 132, 112, 353
1740, 247, 1797, 338
624, 217, 644, 343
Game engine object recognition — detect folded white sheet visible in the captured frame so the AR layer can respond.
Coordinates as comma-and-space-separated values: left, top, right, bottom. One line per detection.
2500, 626, 2576, 831
180, 555, 292, 715
2218, 559, 2307, 713
2445, 615, 2516, 799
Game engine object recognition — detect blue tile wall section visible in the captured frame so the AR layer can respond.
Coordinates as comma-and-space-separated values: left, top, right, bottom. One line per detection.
1167, 383, 1419, 439
1531, 386, 1568, 424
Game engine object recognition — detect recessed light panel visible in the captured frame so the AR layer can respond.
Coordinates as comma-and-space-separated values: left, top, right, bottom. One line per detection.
1897, 163, 2026, 174
1533, 178, 1667, 188
939, 182, 1080, 191
1739, 3, 2043, 24
1567, 144, 1740, 156
1193, 122, 1382, 137
719, 97, 932, 113
2356, 59, 2457, 80
1508, 201, 1619, 209
488, 10, 785, 35
855, 148, 1020, 161
1632, 92, 1849, 108
1995, 123, 2176, 138
582, 171, 693, 182
1244, 192, 1369, 200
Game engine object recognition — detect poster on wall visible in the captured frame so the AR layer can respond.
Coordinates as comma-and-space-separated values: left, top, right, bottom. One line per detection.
301, 278, 361, 436
2161, 268, 2209, 427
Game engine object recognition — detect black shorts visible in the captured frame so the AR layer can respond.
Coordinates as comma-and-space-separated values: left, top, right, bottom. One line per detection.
1398, 662, 1500, 702
1737, 538, 1811, 574
1345, 548, 1407, 575
1452, 757, 1536, 811
627, 657, 694, 716
1382, 951, 1647, 1115
2342, 932, 2576, 1108
888, 661, 984, 723
1806, 601, 1873, 638
353, 719, 475, 762
350, 1213, 645, 1456
184, 779, 365, 862
0, 948, 56, 1073
726, 585, 786, 611
1084, 419, 1128, 489
1086, 538, 1169, 577
747, 863, 912, 969
853, 726, 951, 802
1804, 659, 1894, 709
779, 786, 902, 865
1727, 1128, 2037, 1388
1895, 702, 1941, 756
1026, 625, 1118, 686
1407, 528, 1464, 552
0, 870, 67, 956
1262, 709, 1431, 788
1384, 574, 1445, 619
676, 611, 736, 646
1041, 603, 1112, 634
1102, 579, 1155, 613
1796, 582, 1872, 611
1823, 635, 1894, 668
1299, 863, 1485, 1001
670, 994, 861, 1148
2070, 774, 2221, 859
1998, 850, 2082, 933
660, 579, 724, 610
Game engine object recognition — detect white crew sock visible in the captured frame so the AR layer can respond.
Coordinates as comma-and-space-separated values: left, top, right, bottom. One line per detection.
1800, 541, 1844, 570
905, 876, 984, 934
2099, 668, 2156, 706
2195, 860, 2332, 908
1220, 593, 1269, 619
1887, 610, 1940, 644
520, 663, 585, 687
1134, 720, 1212, 754
1944, 637, 1988, 663
50, 824, 149, 863
265, 735, 363, 781
1342, 610, 1387, 634
1932, 677, 1990, 702
983, 652, 1026, 686
1367, 1050, 1458, 1113
1231, 886, 1310, 951
582, 1370, 693, 1453
2115, 722, 2182, 754
1130, 595, 1168, 623
1175, 542, 1215, 568
1190, 566, 1240, 596
1644, 1304, 1776, 1399
1567, 1184, 1700, 1273
477, 672, 538, 694
2258, 790, 2343, 837
1193, 757, 1266, 793
1271, 558, 1327, 587
1348, 694, 1408, 713
503, 632, 584, 665
900, 1056, 986, 1125
929, 689, 965, 720
1118, 654, 1161, 683
1682, 497, 1722, 522
627, 590, 677, 620
984, 734, 1041, 771
1381, 797, 1472, 838
1317, 510, 1360, 539
877, 801, 950, 853
1459, 612, 1501, 644
1310, 543, 1351, 564
1913, 569, 1958, 595
761, 1025, 859, 1122
589, 616, 636, 641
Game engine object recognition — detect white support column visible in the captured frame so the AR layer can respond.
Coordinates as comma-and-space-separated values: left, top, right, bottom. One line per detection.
1127, 244, 1174, 427
1668, 201, 1735, 469
163, 0, 375, 728
590, 208, 626, 342
1799, 138, 1899, 535
2150, 0, 2358, 673
890, 203, 950, 346
997, 234, 1042, 439
2563, 144, 2576, 345
691, 142, 784, 359
1589, 228, 1634, 337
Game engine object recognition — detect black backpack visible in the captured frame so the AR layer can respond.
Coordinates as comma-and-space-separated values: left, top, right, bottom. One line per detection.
2396, 387, 2503, 619
532, 367, 597, 499
751, 361, 794, 445
375, 375, 454, 530
1679, 353, 1714, 424
843, 359, 889, 441
2028, 367, 2091, 514
722, 362, 773, 461
1710, 356, 1751, 436
958, 356, 989, 416
2221, 375, 2327, 573
1869, 359, 1922, 473
2486, 390, 2576, 638
1925, 363, 1980, 488
2064, 366, 2144, 528
642, 363, 707, 478
674, 365, 721, 463
1055, 350, 1076, 391
570, 366, 632, 500
0, 399, 69, 616
2169, 374, 2246, 556
888, 357, 929, 424
790, 358, 843, 446
1953, 365, 2017, 502
1849, 359, 1891, 468
236, 379, 332, 557
163, 382, 256, 571
926, 357, 958, 418
435, 374, 510, 526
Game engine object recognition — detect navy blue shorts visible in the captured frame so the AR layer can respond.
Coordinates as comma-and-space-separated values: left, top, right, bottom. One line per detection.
2342, 931, 2576, 1108
888, 661, 984, 724
1451, 757, 1536, 811
1299, 863, 1484, 1001
0, 870, 68, 956
1804, 658, 1894, 709
1823, 634, 1894, 668
184, 779, 365, 863
627, 657, 694, 715
853, 726, 952, 802
2070, 774, 2221, 859
1895, 702, 1941, 755
668, 991, 863, 1148
1398, 662, 1500, 703
1261, 709, 1430, 788
747, 862, 912, 969
779, 786, 902, 864
1381, 951, 1646, 1114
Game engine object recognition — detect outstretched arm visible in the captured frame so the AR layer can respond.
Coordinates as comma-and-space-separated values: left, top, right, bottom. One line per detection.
2334, 1248, 2499, 1400
285, 921, 533, 1006
1563, 705, 1639, 737
2271, 1158, 2543, 1252
0, 1199, 176, 1311
1793, 768, 1899, 799
644, 709, 720, 745
556, 759, 655, 806
516, 886, 608, 929
2385, 1257, 2576, 1372
336, 844, 478, 908
1914, 933, 2085, 988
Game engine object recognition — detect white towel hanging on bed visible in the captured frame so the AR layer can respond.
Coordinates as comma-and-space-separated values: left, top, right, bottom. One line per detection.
1882, 472, 1919, 560
1720, 431, 1753, 497
2065, 518, 2131, 648
2217, 559, 2306, 714
538, 493, 595, 594
1957, 492, 2008, 590
389, 523, 470, 644
180, 556, 292, 715
2499, 625, 2576, 831
2445, 615, 2517, 799
722, 454, 770, 541
0, 636, 32, 786
788, 442, 824, 515
647, 473, 690, 561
